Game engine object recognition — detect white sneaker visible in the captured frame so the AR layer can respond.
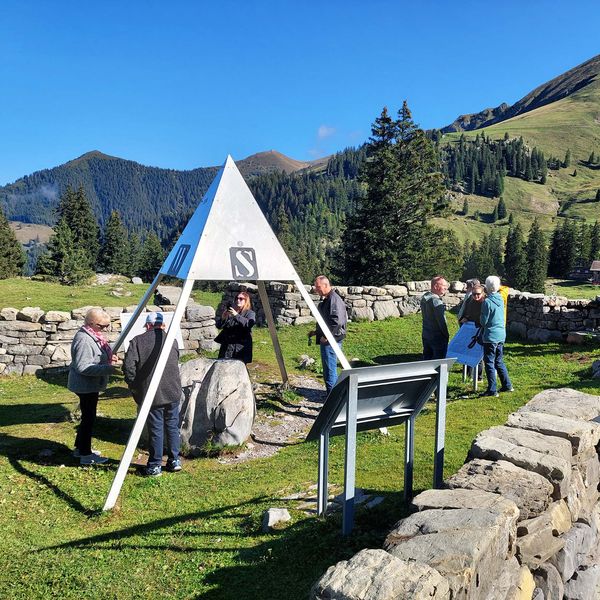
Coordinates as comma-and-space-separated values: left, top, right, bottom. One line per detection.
73, 448, 102, 458
80, 454, 108, 465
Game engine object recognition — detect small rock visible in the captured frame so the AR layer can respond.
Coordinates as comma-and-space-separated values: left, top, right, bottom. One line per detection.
298, 354, 316, 369
131, 277, 143, 285
262, 508, 291, 532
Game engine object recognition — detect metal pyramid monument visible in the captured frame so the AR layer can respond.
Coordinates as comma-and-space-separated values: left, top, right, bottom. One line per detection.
161, 155, 300, 282
103, 155, 350, 511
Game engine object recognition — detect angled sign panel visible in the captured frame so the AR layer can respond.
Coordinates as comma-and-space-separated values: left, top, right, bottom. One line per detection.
161, 156, 299, 282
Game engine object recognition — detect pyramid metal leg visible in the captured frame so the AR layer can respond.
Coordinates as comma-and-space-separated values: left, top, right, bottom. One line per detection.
103, 278, 194, 511
257, 281, 288, 386
112, 273, 164, 353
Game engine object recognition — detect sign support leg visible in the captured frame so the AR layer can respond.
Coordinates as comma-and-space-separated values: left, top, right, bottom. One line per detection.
342, 375, 358, 536
317, 430, 329, 516
404, 414, 415, 502
433, 363, 448, 489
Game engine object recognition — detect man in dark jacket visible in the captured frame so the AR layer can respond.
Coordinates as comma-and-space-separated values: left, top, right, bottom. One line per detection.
420, 276, 449, 360
308, 275, 348, 394
123, 312, 182, 476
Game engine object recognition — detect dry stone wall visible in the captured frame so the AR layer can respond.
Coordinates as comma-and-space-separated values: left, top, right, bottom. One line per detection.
507, 292, 600, 343
2, 282, 599, 377
311, 388, 600, 600
221, 280, 466, 326
223, 281, 600, 342
0, 303, 218, 377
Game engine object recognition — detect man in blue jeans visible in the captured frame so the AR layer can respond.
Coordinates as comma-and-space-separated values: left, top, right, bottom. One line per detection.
123, 312, 183, 476
480, 276, 514, 397
308, 276, 348, 395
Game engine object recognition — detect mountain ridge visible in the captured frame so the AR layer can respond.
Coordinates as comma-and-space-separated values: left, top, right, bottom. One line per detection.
442, 53, 600, 133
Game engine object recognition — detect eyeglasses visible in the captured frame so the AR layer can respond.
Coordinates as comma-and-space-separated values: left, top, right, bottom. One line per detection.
472, 293, 483, 297
96, 323, 110, 329
235, 297, 245, 301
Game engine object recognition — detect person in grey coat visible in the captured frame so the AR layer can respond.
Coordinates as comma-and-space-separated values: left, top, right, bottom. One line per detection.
308, 275, 348, 394
420, 276, 449, 360
123, 312, 182, 476
68, 308, 118, 465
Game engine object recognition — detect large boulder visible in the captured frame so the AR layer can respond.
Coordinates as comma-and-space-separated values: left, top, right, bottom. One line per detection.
180, 360, 254, 452
311, 549, 450, 600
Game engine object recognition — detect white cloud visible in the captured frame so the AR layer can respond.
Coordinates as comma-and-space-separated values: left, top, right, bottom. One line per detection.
317, 125, 336, 139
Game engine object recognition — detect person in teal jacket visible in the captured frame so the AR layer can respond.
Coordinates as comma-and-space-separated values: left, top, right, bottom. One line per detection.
480, 276, 513, 397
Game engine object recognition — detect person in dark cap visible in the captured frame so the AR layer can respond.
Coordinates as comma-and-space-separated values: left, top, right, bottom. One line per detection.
123, 312, 182, 476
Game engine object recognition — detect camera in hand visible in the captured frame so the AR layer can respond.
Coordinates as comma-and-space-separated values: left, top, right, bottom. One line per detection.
226, 302, 233, 310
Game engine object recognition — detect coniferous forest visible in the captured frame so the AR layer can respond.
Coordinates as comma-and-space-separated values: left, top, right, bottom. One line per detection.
1, 108, 599, 290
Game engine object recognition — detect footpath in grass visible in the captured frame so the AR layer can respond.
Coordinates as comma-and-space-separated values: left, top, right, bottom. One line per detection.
0, 315, 599, 599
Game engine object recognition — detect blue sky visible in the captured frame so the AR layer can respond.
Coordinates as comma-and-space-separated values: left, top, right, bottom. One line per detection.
0, 1, 598, 185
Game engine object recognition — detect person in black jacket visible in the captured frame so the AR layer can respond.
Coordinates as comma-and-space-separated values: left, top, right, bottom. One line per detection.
123, 312, 182, 477
215, 291, 256, 364
308, 275, 347, 394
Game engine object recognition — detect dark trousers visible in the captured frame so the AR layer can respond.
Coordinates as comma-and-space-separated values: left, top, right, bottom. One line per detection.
423, 339, 448, 361
146, 402, 181, 468
483, 342, 512, 394
74, 392, 99, 455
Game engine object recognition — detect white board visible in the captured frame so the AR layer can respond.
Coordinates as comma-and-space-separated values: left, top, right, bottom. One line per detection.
119, 312, 184, 352
446, 321, 484, 368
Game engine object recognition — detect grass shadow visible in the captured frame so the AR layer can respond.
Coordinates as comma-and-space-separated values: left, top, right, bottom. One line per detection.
0, 402, 72, 426
0, 433, 94, 515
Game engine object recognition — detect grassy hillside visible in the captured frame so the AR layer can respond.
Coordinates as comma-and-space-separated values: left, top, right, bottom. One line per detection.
437, 76, 600, 244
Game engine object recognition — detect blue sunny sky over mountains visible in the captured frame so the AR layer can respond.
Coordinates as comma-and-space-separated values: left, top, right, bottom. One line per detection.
0, 0, 599, 185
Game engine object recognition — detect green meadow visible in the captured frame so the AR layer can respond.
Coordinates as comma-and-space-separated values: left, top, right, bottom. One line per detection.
1, 311, 599, 599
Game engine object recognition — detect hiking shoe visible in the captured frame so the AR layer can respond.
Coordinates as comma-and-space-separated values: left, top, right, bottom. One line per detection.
500, 387, 515, 393
80, 453, 108, 465
166, 459, 182, 472
479, 390, 499, 398
73, 448, 101, 458
144, 465, 162, 477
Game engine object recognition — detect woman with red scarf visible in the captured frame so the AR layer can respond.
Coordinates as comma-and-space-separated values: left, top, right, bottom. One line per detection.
68, 308, 119, 465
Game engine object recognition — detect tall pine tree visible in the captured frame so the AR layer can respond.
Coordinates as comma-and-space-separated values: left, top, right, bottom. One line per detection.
525, 219, 548, 293
36, 218, 93, 284
138, 233, 165, 282
100, 210, 129, 274
504, 223, 527, 289
56, 185, 100, 270
0, 207, 25, 279
342, 103, 446, 283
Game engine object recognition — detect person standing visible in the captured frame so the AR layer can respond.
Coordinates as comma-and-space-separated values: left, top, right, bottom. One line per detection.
308, 275, 348, 395
123, 312, 183, 476
457, 278, 480, 323
68, 308, 118, 465
480, 276, 514, 397
215, 291, 256, 364
420, 276, 449, 360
